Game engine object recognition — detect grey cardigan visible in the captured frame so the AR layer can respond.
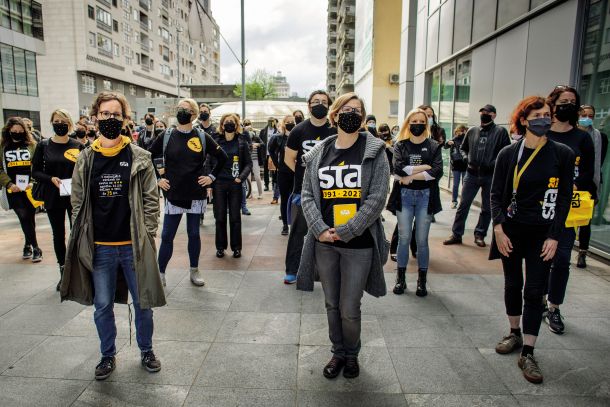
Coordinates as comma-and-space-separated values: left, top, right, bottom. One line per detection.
296, 132, 390, 297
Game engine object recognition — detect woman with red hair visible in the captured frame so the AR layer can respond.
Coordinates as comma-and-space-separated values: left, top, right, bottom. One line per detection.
490, 96, 574, 384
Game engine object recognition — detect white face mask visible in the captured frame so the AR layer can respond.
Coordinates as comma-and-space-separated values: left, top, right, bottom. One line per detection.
428, 117, 434, 126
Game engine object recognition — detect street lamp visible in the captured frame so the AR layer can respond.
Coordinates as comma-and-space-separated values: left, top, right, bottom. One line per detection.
176, 26, 183, 98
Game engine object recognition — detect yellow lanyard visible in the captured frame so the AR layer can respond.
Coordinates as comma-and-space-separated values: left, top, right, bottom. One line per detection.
512, 139, 546, 194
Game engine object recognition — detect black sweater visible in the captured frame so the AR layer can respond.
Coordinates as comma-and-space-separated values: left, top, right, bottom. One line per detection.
205, 133, 252, 182
490, 139, 575, 240
268, 133, 291, 174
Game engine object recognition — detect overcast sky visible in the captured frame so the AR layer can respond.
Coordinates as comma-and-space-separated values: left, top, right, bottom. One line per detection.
211, 0, 327, 97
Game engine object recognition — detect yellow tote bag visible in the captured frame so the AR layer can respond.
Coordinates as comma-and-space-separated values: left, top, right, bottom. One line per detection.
565, 191, 594, 228
25, 189, 44, 208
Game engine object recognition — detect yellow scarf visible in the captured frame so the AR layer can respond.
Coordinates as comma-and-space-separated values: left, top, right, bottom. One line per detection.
91, 136, 132, 157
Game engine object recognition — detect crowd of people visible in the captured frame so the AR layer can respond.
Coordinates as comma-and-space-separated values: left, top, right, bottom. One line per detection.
0, 84, 606, 385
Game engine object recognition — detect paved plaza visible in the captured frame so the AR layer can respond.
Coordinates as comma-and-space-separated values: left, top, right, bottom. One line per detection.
0, 191, 609, 407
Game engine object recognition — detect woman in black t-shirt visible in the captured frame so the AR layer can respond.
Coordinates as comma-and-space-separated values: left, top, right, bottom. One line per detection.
389, 108, 443, 297
32, 109, 82, 290
490, 96, 574, 385
268, 114, 295, 235
0, 117, 41, 262
207, 113, 252, 259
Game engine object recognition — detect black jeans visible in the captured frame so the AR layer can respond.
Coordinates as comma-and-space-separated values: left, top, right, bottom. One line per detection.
278, 171, 294, 226
547, 226, 576, 306
501, 221, 552, 336
285, 201, 308, 275
264, 156, 270, 188
452, 172, 493, 238
213, 180, 243, 251
13, 205, 37, 248
578, 223, 591, 251
46, 206, 72, 266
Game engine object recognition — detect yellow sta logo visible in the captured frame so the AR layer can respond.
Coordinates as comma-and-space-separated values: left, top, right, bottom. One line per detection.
187, 137, 202, 153
575, 156, 581, 165
548, 177, 559, 188
233, 155, 239, 162
64, 148, 80, 162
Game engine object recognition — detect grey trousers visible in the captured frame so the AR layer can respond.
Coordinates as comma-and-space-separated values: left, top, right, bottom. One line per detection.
315, 242, 372, 358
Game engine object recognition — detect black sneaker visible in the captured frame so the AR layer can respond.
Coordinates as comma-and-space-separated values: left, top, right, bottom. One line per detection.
22, 245, 32, 260
216, 250, 225, 258
233, 250, 241, 258
546, 307, 565, 335
443, 235, 462, 245
323, 356, 345, 379
31, 247, 43, 263
343, 356, 359, 379
56, 265, 64, 292
281, 225, 289, 235
141, 350, 161, 373
95, 356, 116, 380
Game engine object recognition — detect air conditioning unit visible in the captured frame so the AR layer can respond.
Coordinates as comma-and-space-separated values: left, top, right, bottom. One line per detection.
389, 73, 400, 84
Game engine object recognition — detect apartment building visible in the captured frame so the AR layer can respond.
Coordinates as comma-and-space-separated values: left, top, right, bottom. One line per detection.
326, 0, 355, 99
273, 71, 290, 98
37, 0, 220, 132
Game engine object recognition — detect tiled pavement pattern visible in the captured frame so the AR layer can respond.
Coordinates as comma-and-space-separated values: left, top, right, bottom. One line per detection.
0, 191, 609, 407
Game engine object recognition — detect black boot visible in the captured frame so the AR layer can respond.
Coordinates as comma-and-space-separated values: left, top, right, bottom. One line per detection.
416, 269, 428, 297
56, 265, 64, 292
576, 250, 587, 269
393, 267, 406, 295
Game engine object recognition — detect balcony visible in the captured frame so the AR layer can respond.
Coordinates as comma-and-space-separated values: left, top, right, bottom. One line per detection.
139, 0, 149, 11
140, 20, 149, 32
161, 0, 169, 8
97, 21, 112, 33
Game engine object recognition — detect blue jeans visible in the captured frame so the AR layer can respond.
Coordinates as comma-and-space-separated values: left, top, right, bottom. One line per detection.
396, 188, 431, 269
158, 213, 200, 273
241, 183, 248, 210
452, 170, 465, 203
92, 244, 153, 357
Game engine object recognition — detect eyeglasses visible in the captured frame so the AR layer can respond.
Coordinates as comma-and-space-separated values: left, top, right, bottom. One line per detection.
177, 108, 194, 115
310, 100, 329, 107
339, 106, 363, 114
98, 111, 124, 121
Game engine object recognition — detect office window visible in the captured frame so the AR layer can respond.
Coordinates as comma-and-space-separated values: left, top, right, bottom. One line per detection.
454, 54, 471, 126
599, 78, 610, 94
129, 85, 137, 95
96, 6, 112, 27
103, 79, 112, 90
31, 0, 42, 39
112, 0, 117, 6
88, 5, 94, 19
125, 55, 132, 65
1, 0, 10, 28
113, 19, 118, 31
389, 100, 398, 117
453, 0, 473, 52
496, 0, 529, 28
12, 47, 27, 95
115, 82, 124, 93
113, 42, 120, 56
9, 0, 22, 33
144, 89, 152, 98
472, 0, 497, 41
0, 44, 16, 93
88, 32, 96, 47
429, 68, 441, 116
426, 10, 440, 68
24, 50, 37, 96
439, 61, 455, 133
81, 73, 96, 94
438, 0, 454, 61
21, 0, 32, 36
97, 33, 112, 54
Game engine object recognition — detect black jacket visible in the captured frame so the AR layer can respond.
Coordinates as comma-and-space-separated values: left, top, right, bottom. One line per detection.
267, 133, 291, 173
444, 134, 467, 172
205, 133, 253, 182
251, 134, 265, 166
460, 123, 510, 176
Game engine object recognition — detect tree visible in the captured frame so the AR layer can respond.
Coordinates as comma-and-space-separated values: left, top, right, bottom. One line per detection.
234, 69, 277, 100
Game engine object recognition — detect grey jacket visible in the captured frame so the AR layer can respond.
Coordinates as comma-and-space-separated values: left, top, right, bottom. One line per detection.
296, 132, 390, 297
61, 144, 166, 309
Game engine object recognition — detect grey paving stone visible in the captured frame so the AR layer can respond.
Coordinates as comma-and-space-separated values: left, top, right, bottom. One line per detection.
184, 387, 296, 407
73, 381, 189, 407
158, 269, 188, 290
25, 285, 64, 305
427, 274, 494, 292
437, 291, 507, 316
4, 335, 126, 380
0, 334, 46, 372
240, 269, 286, 286
229, 284, 302, 313
298, 346, 401, 394
405, 394, 517, 406
0, 303, 84, 335
165, 286, 236, 311
361, 291, 450, 316
390, 347, 509, 395
0, 278, 55, 304
563, 275, 610, 295
561, 294, 610, 318
216, 312, 300, 345
0, 376, 89, 407
479, 348, 610, 397
379, 315, 473, 348
194, 342, 298, 390
53, 305, 132, 338
515, 395, 610, 406
551, 317, 610, 350
298, 390, 407, 407
176, 269, 244, 289
0, 302, 18, 317
300, 314, 386, 347
108, 340, 210, 386
152, 309, 225, 342
300, 286, 327, 314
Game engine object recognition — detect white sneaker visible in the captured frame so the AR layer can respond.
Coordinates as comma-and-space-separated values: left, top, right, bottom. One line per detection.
190, 268, 205, 287
257, 195, 263, 200
160, 273, 166, 287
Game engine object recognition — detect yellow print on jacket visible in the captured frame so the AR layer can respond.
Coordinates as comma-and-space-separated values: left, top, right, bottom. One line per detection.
187, 137, 202, 153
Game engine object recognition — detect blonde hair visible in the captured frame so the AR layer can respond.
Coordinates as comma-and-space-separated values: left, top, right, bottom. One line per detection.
219, 113, 243, 135
279, 114, 295, 133
179, 98, 199, 117
396, 109, 429, 142
328, 92, 366, 127
50, 108, 75, 134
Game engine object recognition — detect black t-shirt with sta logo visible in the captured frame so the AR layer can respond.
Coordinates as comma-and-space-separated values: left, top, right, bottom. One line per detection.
402, 138, 434, 190
4, 142, 32, 182
286, 119, 337, 194
217, 137, 240, 181
318, 134, 373, 249
91, 148, 132, 244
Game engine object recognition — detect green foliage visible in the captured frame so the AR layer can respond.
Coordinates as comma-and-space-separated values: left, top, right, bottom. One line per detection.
233, 69, 277, 100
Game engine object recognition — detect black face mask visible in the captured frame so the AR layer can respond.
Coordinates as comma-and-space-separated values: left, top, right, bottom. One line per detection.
554, 103, 577, 123
75, 130, 86, 139
9, 132, 25, 141
87, 130, 97, 138
199, 112, 210, 121
176, 110, 193, 125
145, 118, 154, 126
224, 122, 236, 133
53, 122, 69, 136
380, 132, 392, 141
285, 123, 295, 131
337, 112, 362, 134
98, 118, 124, 140
480, 113, 493, 125
409, 124, 426, 137
311, 104, 328, 120
295, 116, 303, 124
